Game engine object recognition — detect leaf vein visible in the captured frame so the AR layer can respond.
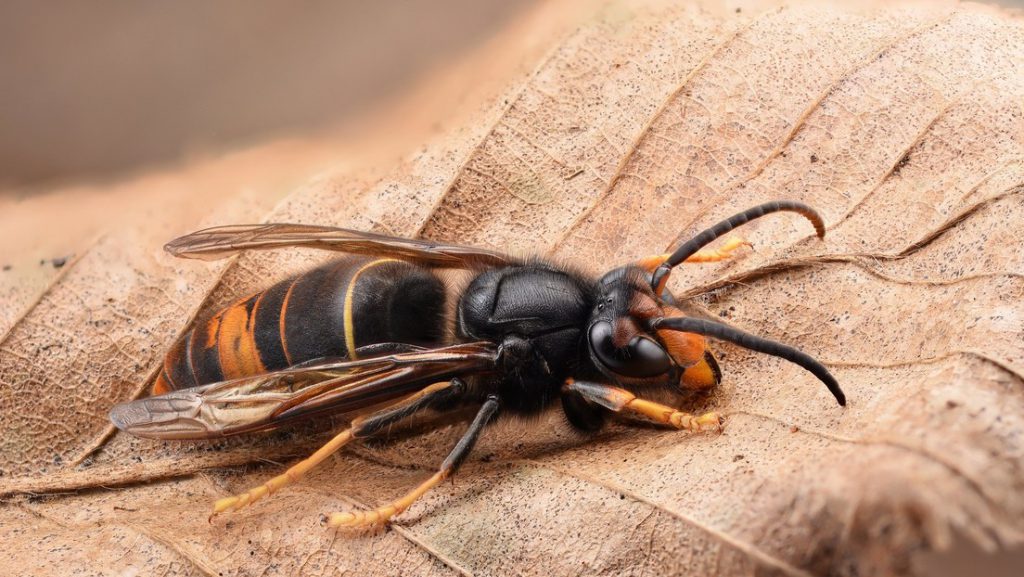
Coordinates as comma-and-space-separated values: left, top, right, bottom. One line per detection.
516, 458, 817, 577
545, 8, 769, 254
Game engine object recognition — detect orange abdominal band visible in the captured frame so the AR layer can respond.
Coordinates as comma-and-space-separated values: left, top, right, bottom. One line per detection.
217, 296, 266, 380
152, 371, 173, 396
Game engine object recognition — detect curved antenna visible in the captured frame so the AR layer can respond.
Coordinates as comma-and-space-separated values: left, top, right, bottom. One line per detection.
650, 201, 825, 293
652, 316, 845, 406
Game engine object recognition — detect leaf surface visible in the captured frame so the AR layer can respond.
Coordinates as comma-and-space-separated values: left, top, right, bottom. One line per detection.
2, 2, 1023, 576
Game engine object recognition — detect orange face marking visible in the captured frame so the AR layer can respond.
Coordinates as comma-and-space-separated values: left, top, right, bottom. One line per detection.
629, 292, 662, 318
625, 294, 710, 380
681, 353, 720, 392
623, 293, 708, 367
657, 328, 707, 367
655, 305, 708, 368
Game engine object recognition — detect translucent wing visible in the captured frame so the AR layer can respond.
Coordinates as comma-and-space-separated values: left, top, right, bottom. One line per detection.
109, 343, 498, 440
164, 223, 515, 268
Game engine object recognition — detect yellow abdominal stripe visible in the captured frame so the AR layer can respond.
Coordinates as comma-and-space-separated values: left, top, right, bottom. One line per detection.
343, 259, 400, 360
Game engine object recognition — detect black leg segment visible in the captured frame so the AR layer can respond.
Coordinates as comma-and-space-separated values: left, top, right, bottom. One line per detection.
353, 378, 467, 439
326, 395, 500, 527
440, 395, 500, 474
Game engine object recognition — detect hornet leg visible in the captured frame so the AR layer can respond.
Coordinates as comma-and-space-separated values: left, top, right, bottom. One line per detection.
637, 236, 750, 271
212, 379, 466, 517
638, 236, 750, 295
563, 379, 721, 431
327, 395, 500, 528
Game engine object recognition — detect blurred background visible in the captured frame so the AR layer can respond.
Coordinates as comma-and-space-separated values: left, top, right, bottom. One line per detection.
1, 2, 1022, 574
0, 1, 533, 190
2, 0, 1023, 195
3, 0, 1024, 261
0, 0, 546, 297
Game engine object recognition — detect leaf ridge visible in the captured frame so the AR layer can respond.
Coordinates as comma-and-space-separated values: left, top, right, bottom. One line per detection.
546, 8, 767, 255
953, 156, 1024, 207
825, 98, 963, 231
126, 523, 221, 577
413, 31, 579, 239
824, 349, 1024, 383
0, 443, 321, 496
723, 411, 1004, 516
17, 503, 220, 577
725, 8, 960, 195
387, 526, 476, 577
517, 458, 818, 577
684, 184, 1024, 297
898, 185, 1024, 258
297, 483, 474, 577
0, 238, 97, 346
685, 254, 1022, 300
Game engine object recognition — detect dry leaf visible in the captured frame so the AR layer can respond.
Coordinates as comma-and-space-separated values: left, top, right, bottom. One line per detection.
3, 1, 1023, 576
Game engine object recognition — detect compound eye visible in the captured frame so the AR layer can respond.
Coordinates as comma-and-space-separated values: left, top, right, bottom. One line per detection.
589, 320, 671, 378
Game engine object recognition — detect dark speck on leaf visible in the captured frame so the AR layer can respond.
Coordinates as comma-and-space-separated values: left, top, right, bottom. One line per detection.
894, 151, 912, 173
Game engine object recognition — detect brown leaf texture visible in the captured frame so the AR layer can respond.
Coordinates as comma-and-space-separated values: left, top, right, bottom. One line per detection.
3, 1, 1023, 575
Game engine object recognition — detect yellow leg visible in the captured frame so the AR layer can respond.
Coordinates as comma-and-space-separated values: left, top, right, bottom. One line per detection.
212, 429, 354, 515
564, 380, 722, 432
211, 380, 462, 518
684, 236, 751, 263
625, 397, 722, 431
636, 236, 750, 272
327, 471, 446, 528
326, 396, 500, 529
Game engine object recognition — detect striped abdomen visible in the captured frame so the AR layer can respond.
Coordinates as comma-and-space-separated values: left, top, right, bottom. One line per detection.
154, 257, 446, 393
